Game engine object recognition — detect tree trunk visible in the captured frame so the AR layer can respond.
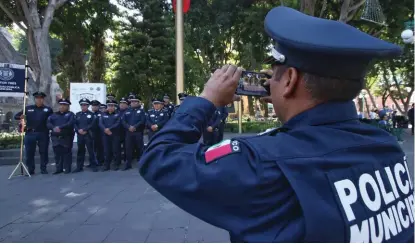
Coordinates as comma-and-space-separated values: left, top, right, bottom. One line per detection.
300, 0, 316, 16
366, 89, 377, 109
88, 36, 106, 83
32, 29, 53, 106
262, 101, 268, 117
247, 96, 255, 116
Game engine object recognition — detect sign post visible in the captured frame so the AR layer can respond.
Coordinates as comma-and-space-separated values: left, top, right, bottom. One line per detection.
4, 60, 32, 179
175, 0, 185, 105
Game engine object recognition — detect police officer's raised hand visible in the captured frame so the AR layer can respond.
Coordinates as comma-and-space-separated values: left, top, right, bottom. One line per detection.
20, 114, 25, 120
200, 64, 243, 107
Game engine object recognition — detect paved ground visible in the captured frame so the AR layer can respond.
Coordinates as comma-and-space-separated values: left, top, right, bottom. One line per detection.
0, 131, 413, 242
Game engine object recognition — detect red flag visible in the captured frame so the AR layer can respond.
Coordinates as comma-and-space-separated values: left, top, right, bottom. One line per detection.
173, 0, 190, 13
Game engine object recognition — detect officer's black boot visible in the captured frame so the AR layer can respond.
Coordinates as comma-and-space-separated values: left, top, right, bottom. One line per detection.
72, 168, 83, 173
113, 164, 119, 171
41, 168, 48, 174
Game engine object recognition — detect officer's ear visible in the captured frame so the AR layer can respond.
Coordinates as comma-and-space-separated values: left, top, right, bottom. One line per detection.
281, 67, 300, 99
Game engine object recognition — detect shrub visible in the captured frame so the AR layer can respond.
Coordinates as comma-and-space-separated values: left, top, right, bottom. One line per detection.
0, 132, 21, 149
224, 121, 282, 133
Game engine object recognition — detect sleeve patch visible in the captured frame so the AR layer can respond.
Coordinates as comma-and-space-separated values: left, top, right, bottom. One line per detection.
204, 139, 241, 164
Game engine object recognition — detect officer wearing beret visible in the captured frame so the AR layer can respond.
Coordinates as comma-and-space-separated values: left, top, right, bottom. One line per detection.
47, 98, 75, 174
146, 98, 169, 140
99, 99, 121, 171
90, 100, 104, 166
14, 92, 53, 174
74, 98, 98, 172
138, 7, 413, 242
122, 94, 146, 170
163, 94, 175, 117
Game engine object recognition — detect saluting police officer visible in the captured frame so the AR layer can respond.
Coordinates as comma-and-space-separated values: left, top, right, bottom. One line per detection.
118, 97, 129, 163
99, 99, 121, 171
47, 98, 75, 174
203, 108, 222, 146
74, 98, 98, 172
146, 98, 169, 140
138, 7, 413, 242
163, 94, 175, 117
90, 100, 104, 166
122, 94, 146, 170
14, 92, 53, 174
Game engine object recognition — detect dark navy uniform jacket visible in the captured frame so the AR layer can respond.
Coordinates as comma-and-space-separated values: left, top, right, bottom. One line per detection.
122, 107, 146, 132
146, 109, 169, 129
92, 111, 102, 132
165, 103, 175, 116
139, 97, 414, 242
15, 105, 53, 132
218, 106, 229, 123
75, 110, 96, 134
47, 111, 75, 146
99, 111, 121, 133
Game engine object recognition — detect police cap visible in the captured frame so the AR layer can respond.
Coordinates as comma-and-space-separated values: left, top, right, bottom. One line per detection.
129, 94, 141, 102
58, 98, 71, 105
152, 97, 163, 104
178, 93, 188, 100
163, 94, 170, 99
79, 98, 90, 105
99, 104, 107, 109
264, 7, 402, 80
90, 100, 101, 106
106, 99, 117, 105
33, 91, 47, 98
106, 93, 115, 99
119, 97, 129, 104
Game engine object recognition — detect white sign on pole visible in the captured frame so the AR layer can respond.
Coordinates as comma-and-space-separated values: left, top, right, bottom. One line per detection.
69, 83, 106, 142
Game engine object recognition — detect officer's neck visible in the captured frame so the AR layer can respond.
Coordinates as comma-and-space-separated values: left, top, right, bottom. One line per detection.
81, 109, 88, 113
35, 103, 44, 108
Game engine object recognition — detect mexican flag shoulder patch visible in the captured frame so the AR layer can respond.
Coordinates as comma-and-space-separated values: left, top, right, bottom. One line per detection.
204, 139, 241, 164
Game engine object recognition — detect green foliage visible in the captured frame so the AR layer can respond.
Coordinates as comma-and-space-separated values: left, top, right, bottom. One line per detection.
0, 132, 20, 150
112, 0, 175, 107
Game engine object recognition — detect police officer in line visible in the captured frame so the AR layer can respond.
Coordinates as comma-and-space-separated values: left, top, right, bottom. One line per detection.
99, 104, 107, 113
14, 92, 53, 175
163, 94, 175, 117
99, 99, 121, 171
74, 98, 98, 172
127, 92, 135, 104
216, 106, 229, 143
203, 107, 222, 146
107, 93, 119, 110
47, 98, 75, 174
90, 100, 104, 166
138, 7, 413, 242
171, 93, 188, 117
146, 98, 169, 140
119, 97, 129, 163
122, 94, 146, 170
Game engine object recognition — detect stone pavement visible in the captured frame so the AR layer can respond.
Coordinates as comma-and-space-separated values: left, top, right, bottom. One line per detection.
0, 131, 413, 243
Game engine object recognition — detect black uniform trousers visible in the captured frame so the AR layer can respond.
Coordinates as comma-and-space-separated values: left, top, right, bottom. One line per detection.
93, 131, 104, 165
103, 134, 121, 168
120, 130, 126, 162
24, 132, 49, 172
125, 131, 144, 167
76, 133, 98, 169
51, 136, 72, 173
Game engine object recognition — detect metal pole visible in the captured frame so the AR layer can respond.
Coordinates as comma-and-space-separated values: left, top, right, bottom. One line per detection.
175, 0, 184, 104
238, 100, 242, 134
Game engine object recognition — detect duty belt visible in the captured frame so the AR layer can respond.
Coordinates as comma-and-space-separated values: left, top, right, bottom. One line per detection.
25, 128, 47, 133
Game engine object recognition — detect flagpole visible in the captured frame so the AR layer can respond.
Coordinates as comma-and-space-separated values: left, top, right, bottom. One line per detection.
176, 0, 184, 104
